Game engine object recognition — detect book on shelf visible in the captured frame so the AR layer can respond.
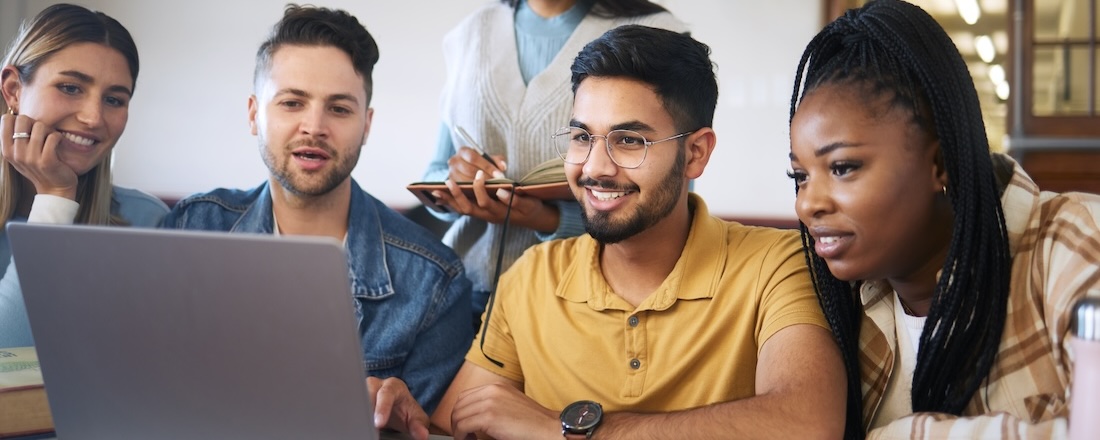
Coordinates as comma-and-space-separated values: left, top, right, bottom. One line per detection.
0, 347, 52, 438
407, 157, 573, 213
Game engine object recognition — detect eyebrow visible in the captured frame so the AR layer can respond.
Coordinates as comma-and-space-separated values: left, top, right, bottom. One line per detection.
275, 88, 360, 106
59, 70, 133, 97
568, 119, 656, 133
789, 141, 862, 160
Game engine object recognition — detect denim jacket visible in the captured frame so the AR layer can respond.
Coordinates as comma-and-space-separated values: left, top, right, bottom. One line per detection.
159, 180, 472, 414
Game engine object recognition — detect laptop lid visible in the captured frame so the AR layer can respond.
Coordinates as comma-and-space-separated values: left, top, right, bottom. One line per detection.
8, 223, 379, 440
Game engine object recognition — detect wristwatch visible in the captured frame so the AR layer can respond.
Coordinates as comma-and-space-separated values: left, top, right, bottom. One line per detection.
560, 400, 603, 440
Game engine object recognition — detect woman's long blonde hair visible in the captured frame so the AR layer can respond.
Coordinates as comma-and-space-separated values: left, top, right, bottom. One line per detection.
0, 3, 139, 226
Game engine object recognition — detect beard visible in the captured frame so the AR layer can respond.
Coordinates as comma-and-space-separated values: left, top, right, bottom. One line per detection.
579, 149, 685, 244
260, 136, 361, 197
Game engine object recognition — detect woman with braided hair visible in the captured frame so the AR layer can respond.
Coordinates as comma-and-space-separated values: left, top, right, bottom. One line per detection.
787, 1, 1100, 438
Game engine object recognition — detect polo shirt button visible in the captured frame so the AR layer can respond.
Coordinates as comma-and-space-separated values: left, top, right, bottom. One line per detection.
628, 316, 639, 327
629, 358, 641, 369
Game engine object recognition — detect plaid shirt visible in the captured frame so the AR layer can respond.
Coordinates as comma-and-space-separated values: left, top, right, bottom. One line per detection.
859, 154, 1100, 439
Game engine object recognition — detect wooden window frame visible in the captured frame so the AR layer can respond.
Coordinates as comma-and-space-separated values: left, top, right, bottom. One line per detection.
1010, 0, 1100, 138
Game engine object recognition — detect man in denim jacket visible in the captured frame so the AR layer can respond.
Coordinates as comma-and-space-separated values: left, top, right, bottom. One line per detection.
159, 6, 471, 436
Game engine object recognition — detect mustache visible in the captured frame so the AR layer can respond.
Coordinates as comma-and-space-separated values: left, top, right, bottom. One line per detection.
576, 177, 639, 192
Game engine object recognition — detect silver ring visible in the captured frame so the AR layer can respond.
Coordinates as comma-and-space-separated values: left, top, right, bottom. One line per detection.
12, 132, 30, 140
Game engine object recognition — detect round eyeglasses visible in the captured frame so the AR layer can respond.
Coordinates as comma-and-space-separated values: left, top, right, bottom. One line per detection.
552, 126, 694, 169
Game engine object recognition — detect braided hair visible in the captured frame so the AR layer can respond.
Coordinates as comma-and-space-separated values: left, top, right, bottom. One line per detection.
788, 1, 1012, 437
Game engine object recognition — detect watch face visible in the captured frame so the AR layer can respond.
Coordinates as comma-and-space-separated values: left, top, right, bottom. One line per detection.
562, 401, 602, 430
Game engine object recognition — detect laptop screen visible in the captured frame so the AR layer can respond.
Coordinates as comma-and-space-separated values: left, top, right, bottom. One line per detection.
9, 223, 379, 439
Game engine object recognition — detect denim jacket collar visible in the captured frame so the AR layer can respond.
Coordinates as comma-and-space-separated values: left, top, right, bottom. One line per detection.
233, 181, 394, 298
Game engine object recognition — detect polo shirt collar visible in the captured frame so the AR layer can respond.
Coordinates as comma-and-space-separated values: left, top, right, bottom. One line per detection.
557, 193, 726, 311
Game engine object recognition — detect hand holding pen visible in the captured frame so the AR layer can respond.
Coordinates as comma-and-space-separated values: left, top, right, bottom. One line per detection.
449, 126, 506, 180
434, 126, 558, 231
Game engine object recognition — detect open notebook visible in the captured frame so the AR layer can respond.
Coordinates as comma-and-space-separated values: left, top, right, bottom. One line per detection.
407, 157, 573, 213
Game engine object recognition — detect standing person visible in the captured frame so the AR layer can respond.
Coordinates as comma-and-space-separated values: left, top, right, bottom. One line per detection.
0, 4, 168, 348
787, 1, 1100, 438
423, 0, 687, 322
159, 5, 471, 437
427, 25, 846, 440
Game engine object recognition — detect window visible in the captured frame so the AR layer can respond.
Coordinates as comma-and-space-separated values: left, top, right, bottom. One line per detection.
1015, 0, 1100, 136
821, 0, 1011, 151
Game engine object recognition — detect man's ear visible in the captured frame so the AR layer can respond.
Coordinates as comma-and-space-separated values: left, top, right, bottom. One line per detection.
1, 66, 23, 112
363, 107, 374, 140
684, 127, 716, 180
247, 95, 259, 136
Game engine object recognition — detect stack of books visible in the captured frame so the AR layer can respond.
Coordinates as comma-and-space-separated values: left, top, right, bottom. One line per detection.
0, 347, 52, 438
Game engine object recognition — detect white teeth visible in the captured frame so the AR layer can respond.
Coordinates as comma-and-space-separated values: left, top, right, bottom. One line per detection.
818, 236, 839, 245
62, 132, 95, 146
591, 190, 627, 201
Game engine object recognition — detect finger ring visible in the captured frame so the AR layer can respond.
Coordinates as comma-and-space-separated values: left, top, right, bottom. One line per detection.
12, 132, 30, 140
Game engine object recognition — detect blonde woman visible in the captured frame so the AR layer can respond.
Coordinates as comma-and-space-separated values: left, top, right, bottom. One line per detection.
0, 4, 168, 348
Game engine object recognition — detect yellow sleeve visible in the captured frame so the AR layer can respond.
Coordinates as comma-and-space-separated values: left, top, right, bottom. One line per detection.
463, 255, 527, 383
755, 230, 829, 348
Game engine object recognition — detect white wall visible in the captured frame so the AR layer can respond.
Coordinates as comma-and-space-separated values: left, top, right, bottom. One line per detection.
2, 0, 820, 219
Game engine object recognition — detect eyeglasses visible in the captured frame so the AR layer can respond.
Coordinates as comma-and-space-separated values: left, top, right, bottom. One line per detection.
552, 126, 694, 169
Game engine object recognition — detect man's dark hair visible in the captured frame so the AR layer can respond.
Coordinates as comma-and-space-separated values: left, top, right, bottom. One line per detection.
254, 4, 380, 102
570, 25, 717, 133
788, 1, 1011, 439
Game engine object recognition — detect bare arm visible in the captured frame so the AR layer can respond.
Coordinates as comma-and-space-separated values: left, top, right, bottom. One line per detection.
595, 324, 847, 440
432, 325, 846, 440
430, 360, 526, 435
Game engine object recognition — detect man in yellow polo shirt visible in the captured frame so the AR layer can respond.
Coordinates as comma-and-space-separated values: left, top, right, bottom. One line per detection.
421, 25, 846, 439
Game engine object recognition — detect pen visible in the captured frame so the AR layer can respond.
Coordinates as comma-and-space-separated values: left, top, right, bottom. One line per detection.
456, 126, 504, 172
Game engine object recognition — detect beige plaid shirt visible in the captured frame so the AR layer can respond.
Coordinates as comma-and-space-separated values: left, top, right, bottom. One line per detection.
859, 154, 1100, 439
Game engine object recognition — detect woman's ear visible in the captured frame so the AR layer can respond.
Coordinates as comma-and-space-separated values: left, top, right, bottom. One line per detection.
1, 66, 23, 113
930, 140, 949, 193
684, 127, 716, 180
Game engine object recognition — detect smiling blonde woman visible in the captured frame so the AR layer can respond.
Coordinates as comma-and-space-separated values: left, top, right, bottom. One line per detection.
0, 4, 168, 348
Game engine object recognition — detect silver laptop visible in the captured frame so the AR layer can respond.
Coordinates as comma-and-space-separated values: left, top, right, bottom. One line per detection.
8, 223, 382, 440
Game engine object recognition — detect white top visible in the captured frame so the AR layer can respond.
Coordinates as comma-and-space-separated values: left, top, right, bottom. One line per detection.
872, 292, 928, 427
27, 194, 79, 224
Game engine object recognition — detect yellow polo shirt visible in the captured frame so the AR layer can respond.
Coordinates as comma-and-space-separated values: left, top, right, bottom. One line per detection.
466, 194, 827, 413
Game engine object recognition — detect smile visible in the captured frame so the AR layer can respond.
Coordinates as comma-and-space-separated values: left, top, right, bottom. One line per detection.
591, 189, 629, 201
61, 132, 96, 146
812, 234, 852, 259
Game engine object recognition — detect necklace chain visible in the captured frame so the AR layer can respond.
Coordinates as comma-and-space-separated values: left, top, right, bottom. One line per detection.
899, 299, 915, 316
